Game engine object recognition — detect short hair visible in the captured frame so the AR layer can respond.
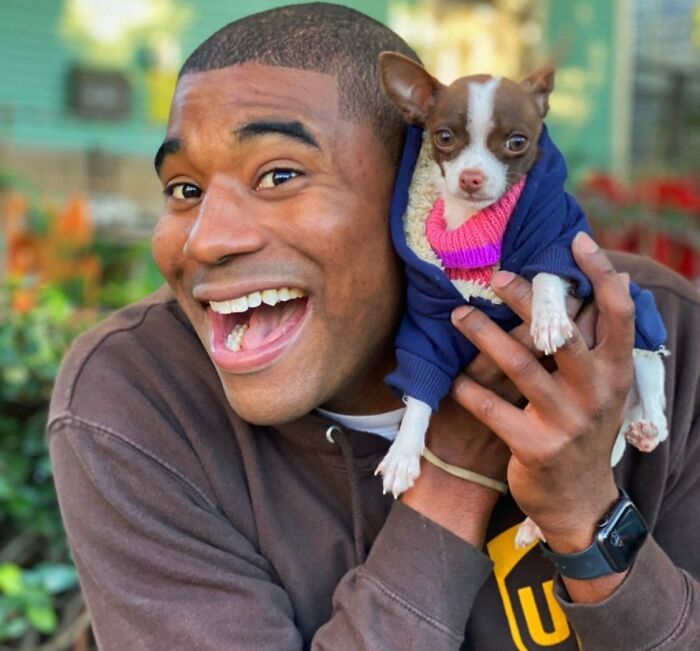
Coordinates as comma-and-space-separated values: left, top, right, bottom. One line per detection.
180, 2, 420, 162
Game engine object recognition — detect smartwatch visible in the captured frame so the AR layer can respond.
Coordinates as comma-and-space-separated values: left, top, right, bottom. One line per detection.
539, 489, 648, 579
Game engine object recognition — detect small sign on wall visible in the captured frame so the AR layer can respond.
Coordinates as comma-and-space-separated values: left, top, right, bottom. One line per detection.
67, 67, 131, 120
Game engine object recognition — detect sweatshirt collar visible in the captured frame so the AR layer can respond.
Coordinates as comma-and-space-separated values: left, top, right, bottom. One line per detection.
273, 411, 391, 458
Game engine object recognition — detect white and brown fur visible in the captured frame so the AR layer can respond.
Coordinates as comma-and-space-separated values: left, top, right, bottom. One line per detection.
376, 52, 668, 547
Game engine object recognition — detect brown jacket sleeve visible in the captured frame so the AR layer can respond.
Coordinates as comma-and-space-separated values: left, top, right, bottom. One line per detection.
554, 257, 700, 650
49, 416, 492, 651
556, 415, 700, 649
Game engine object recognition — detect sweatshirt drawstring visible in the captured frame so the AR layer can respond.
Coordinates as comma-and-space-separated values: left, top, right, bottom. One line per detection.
325, 425, 367, 565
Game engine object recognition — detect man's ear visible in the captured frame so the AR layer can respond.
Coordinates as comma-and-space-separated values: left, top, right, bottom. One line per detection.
521, 66, 555, 118
379, 52, 443, 125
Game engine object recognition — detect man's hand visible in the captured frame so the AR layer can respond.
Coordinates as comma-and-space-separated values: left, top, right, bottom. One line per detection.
402, 270, 593, 549
450, 232, 634, 600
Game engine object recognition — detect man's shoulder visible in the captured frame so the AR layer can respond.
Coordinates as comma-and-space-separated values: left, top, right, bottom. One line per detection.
55, 284, 183, 367
609, 250, 700, 308
47, 284, 224, 438
47, 287, 260, 539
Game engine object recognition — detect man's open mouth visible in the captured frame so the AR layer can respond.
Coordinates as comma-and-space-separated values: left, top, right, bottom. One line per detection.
204, 286, 309, 372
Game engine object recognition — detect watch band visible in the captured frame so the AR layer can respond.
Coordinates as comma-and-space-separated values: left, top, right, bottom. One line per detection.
540, 538, 620, 579
539, 489, 648, 580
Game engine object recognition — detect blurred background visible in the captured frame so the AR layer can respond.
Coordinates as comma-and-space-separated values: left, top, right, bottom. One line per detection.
0, 0, 698, 648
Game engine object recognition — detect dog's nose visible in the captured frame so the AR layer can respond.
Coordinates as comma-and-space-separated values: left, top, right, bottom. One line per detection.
459, 170, 484, 192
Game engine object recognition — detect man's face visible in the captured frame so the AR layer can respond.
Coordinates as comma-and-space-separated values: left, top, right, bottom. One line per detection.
152, 63, 403, 423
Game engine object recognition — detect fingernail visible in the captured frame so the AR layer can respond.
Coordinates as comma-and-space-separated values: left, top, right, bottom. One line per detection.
620, 272, 630, 291
452, 374, 469, 394
452, 305, 474, 322
574, 231, 599, 253
492, 270, 515, 288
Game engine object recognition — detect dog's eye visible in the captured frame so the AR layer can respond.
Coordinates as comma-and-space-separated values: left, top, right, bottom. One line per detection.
433, 129, 454, 149
505, 134, 528, 153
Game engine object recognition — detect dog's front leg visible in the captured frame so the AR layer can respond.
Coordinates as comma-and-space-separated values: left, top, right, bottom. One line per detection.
530, 273, 573, 355
375, 397, 431, 498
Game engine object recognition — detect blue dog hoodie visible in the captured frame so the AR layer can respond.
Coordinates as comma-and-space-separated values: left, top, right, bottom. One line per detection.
385, 125, 667, 410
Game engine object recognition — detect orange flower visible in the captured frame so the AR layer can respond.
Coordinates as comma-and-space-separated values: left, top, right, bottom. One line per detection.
53, 195, 93, 246
12, 287, 37, 313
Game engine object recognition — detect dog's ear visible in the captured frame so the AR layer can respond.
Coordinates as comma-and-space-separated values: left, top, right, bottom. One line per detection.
379, 52, 443, 125
521, 66, 555, 118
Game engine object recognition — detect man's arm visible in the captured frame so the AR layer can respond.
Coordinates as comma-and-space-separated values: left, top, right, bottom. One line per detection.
49, 416, 492, 650
449, 234, 700, 648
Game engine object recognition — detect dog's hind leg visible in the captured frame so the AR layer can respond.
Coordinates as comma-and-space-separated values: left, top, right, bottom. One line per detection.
515, 517, 545, 549
624, 350, 668, 453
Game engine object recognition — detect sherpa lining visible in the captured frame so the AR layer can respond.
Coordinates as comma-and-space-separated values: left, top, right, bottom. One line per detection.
402, 133, 502, 303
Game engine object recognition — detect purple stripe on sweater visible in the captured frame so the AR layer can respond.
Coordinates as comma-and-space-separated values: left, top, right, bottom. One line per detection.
437, 242, 502, 269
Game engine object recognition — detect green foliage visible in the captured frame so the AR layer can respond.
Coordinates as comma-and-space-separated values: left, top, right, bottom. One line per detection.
1, 164, 164, 645
94, 237, 164, 308
0, 229, 163, 644
0, 282, 87, 547
0, 563, 78, 641
0, 281, 95, 643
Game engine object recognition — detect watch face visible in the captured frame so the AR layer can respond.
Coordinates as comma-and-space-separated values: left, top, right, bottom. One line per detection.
598, 502, 648, 572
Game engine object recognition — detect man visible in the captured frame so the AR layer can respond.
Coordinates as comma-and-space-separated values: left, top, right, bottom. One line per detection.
48, 4, 700, 649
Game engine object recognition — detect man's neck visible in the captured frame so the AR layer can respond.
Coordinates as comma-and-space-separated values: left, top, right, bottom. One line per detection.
320, 351, 403, 415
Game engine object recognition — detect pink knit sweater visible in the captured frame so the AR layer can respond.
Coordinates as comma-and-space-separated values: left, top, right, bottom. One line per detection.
426, 177, 526, 286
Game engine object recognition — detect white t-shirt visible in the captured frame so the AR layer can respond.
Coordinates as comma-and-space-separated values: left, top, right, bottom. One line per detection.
315, 407, 405, 441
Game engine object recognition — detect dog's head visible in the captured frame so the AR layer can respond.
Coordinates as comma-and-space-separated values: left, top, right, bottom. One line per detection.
379, 52, 554, 210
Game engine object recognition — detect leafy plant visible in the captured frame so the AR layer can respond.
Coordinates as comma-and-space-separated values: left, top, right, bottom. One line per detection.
0, 280, 97, 644
0, 563, 78, 642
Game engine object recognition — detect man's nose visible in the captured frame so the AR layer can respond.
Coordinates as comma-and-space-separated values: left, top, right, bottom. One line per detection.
459, 169, 484, 192
183, 186, 266, 265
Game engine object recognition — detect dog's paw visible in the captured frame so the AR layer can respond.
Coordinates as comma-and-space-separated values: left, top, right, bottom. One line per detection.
515, 518, 545, 549
624, 419, 661, 453
375, 448, 422, 498
530, 308, 573, 355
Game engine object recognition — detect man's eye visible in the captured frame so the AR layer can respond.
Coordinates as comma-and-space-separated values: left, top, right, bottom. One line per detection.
256, 169, 301, 189
165, 182, 202, 200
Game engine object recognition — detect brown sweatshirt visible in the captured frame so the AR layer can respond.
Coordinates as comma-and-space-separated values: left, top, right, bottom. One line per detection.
47, 252, 700, 650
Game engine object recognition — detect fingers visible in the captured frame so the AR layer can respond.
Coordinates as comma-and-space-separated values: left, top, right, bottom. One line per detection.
451, 307, 559, 409
451, 373, 525, 452
574, 301, 598, 349
572, 232, 635, 364
569, 273, 627, 351
466, 322, 539, 387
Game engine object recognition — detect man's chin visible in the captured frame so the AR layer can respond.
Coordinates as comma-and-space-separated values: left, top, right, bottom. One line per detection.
221, 385, 319, 427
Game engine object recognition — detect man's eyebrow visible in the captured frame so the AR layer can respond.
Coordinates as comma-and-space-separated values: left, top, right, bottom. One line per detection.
154, 137, 182, 175
235, 120, 319, 148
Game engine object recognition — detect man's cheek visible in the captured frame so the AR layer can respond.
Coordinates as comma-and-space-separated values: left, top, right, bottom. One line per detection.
151, 217, 186, 282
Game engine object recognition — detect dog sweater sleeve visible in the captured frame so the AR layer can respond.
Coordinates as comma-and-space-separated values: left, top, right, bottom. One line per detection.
517, 194, 594, 299
630, 281, 668, 351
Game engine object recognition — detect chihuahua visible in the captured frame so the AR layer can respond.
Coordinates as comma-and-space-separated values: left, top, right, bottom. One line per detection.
376, 52, 668, 547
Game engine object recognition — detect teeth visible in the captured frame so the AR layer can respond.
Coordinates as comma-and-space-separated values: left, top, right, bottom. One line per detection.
209, 287, 305, 314
247, 291, 262, 308
261, 289, 278, 306
225, 323, 248, 352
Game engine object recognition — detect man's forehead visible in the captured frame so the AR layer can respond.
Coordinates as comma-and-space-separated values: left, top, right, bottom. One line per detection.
168, 62, 341, 133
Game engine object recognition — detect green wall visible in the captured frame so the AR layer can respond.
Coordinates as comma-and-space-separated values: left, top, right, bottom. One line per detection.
0, 0, 389, 157
542, 0, 618, 180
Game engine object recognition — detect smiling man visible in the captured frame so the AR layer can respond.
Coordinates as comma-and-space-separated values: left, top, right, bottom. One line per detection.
48, 4, 700, 650
152, 60, 403, 422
